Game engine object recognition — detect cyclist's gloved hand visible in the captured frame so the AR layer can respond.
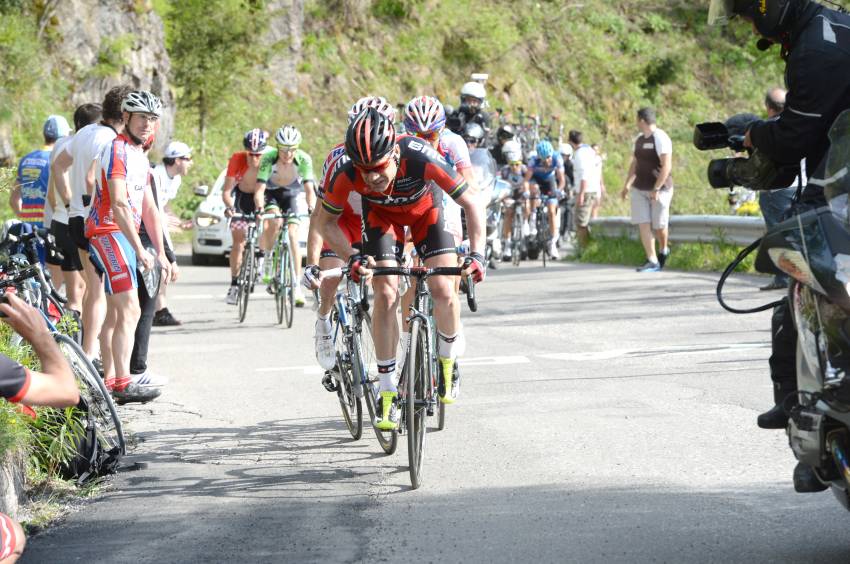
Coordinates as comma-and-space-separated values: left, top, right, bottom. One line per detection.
462, 251, 486, 284
302, 264, 321, 290
347, 253, 372, 284
224, 207, 235, 218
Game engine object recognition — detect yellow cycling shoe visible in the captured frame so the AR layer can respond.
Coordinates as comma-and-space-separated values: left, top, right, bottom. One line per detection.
438, 357, 457, 404
375, 390, 399, 431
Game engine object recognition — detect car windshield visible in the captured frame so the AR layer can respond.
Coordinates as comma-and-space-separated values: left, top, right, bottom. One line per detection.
822, 110, 850, 225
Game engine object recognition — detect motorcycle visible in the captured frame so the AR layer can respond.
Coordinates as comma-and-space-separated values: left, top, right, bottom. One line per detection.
469, 148, 511, 269
718, 109, 850, 509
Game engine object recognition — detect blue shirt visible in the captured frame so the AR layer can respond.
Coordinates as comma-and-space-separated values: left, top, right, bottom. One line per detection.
16, 148, 51, 227
528, 153, 564, 183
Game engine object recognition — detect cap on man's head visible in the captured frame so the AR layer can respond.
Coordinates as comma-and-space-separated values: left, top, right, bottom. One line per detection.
43, 115, 71, 141
164, 141, 192, 159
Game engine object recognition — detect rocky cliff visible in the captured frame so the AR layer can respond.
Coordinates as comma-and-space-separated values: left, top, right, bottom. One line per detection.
0, 0, 175, 164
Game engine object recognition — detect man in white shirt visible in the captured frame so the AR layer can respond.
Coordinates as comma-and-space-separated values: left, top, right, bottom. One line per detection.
47, 103, 103, 316
52, 85, 132, 361
149, 141, 192, 325
568, 130, 603, 249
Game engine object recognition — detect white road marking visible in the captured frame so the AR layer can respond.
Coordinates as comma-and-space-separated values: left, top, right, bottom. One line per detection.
538, 342, 769, 362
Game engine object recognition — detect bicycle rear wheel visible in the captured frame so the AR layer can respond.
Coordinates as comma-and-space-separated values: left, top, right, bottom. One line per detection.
283, 244, 294, 328
334, 323, 362, 440
511, 214, 522, 267
54, 333, 125, 457
357, 311, 397, 454
406, 319, 428, 489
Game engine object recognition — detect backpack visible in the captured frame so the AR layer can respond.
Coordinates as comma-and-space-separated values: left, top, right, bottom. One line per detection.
60, 396, 123, 484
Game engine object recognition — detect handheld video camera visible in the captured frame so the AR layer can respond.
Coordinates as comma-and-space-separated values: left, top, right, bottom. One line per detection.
693, 114, 797, 191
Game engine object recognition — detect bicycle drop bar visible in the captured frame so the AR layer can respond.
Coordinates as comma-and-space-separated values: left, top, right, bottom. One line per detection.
372, 266, 478, 312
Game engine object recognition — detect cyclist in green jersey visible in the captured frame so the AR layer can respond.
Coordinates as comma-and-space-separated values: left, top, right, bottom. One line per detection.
257, 125, 316, 305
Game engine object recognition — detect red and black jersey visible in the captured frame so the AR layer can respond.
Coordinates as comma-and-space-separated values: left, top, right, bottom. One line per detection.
322, 135, 467, 215
0, 354, 29, 403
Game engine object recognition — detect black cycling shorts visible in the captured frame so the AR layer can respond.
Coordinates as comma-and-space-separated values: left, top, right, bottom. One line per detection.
50, 220, 83, 271
233, 187, 257, 215
361, 186, 456, 262
264, 189, 299, 219
69, 216, 89, 251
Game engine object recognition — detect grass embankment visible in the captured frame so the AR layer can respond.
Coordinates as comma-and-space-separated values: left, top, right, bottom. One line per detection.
575, 235, 757, 273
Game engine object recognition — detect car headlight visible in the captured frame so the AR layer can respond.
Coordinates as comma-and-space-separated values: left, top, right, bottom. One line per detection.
195, 213, 221, 228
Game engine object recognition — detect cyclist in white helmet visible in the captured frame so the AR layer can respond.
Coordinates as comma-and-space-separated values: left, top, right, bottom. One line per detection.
256, 125, 314, 305
500, 141, 531, 260
303, 96, 395, 375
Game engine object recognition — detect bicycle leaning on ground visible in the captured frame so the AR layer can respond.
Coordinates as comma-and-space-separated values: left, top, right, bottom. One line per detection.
372, 265, 477, 490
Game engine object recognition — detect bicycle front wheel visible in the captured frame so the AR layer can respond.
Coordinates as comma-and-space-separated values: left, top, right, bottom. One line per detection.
406, 319, 428, 489
273, 246, 284, 325
357, 311, 397, 454
54, 333, 126, 457
283, 244, 294, 328
238, 242, 253, 323
335, 324, 362, 440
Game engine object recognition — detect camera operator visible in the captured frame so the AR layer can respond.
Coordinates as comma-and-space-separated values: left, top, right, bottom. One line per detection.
708, 0, 850, 491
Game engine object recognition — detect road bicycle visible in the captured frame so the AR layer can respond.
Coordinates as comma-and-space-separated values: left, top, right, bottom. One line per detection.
506, 195, 529, 267
372, 266, 477, 489
321, 267, 396, 453
267, 212, 297, 328
230, 213, 262, 323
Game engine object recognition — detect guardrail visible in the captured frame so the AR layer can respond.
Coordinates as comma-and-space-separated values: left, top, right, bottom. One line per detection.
589, 215, 766, 246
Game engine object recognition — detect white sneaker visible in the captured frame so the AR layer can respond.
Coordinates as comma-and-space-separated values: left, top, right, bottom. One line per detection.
522, 221, 531, 237
315, 321, 336, 370
132, 371, 168, 387
226, 286, 238, 305
548, 240, 560, 259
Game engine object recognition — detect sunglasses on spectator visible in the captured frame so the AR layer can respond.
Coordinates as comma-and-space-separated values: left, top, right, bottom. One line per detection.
354, 156, 393, 173
414, 130, 440, 142
179, 156, 192, 161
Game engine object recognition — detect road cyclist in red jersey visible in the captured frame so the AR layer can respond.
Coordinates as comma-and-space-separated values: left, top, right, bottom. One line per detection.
313, 107, 486, 431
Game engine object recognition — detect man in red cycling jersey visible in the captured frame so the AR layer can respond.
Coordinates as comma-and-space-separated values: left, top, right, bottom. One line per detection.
314, 107, 486, 430
303, 96, 396, 377
86, 90, 166, 404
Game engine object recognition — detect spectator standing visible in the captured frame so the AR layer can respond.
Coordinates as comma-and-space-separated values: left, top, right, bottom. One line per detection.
620, 107, 674, 272
590, 143, 607, 220
150, 141, 193, 325
47, 104, 102, 316
12, 116, 70, 230
86, 90, 166, 404
758, 87, 800, 291
568, 130, 602, 250
52, 85, 132, 364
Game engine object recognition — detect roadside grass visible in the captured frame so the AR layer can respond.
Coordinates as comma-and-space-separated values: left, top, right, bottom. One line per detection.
575, 234, 758, 273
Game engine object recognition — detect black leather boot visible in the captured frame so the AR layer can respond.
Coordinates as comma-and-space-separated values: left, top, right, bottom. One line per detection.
757, 383, 797, 429
793, 462, 829, 493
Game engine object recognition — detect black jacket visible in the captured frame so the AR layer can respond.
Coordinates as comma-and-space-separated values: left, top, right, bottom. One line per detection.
749, 2, 850, 187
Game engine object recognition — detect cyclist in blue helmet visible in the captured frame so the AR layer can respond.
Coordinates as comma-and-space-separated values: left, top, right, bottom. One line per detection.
524, 139, 565, 258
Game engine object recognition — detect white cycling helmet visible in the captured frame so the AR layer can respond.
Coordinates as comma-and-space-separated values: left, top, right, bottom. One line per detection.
460, 81, 486, 102
275, 124, 302, 147
122, 90, 163, 116
505, 147, 523, 163
403, 96, 446, 134
348, 96, 396, 123
559, 142, 573, 158
502, 139, 522, 156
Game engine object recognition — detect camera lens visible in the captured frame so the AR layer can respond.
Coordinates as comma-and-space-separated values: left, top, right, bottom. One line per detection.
707, 159, 733, 188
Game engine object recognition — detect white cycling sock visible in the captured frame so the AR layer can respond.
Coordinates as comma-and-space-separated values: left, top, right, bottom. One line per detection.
315, 313, 332, 336
377, 359, 397, 392
437, 331, 458, 360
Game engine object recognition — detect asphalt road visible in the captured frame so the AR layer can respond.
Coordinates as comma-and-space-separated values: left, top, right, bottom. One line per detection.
22, 255, 850, 563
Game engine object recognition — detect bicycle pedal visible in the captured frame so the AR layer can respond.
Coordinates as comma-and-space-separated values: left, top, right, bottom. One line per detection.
321, 372, 338, 392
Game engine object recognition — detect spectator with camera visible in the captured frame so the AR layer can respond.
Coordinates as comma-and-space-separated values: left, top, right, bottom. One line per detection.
708, 0, 850, 491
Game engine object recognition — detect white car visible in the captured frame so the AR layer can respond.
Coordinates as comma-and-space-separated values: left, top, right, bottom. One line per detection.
191, 169, 310, 266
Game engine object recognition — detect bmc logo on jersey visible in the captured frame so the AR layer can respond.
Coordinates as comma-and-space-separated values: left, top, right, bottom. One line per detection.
408, 140, 447, 165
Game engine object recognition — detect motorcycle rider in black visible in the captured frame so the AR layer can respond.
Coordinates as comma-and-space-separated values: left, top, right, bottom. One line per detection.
491, 125, 516, 166
709, 0, 850, 491
446, 81, 492, 137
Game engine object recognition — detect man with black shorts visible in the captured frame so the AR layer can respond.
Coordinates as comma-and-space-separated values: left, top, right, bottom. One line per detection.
48, 103, 102, 316
314, 107, 486, 430
221, 129, 269, 305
